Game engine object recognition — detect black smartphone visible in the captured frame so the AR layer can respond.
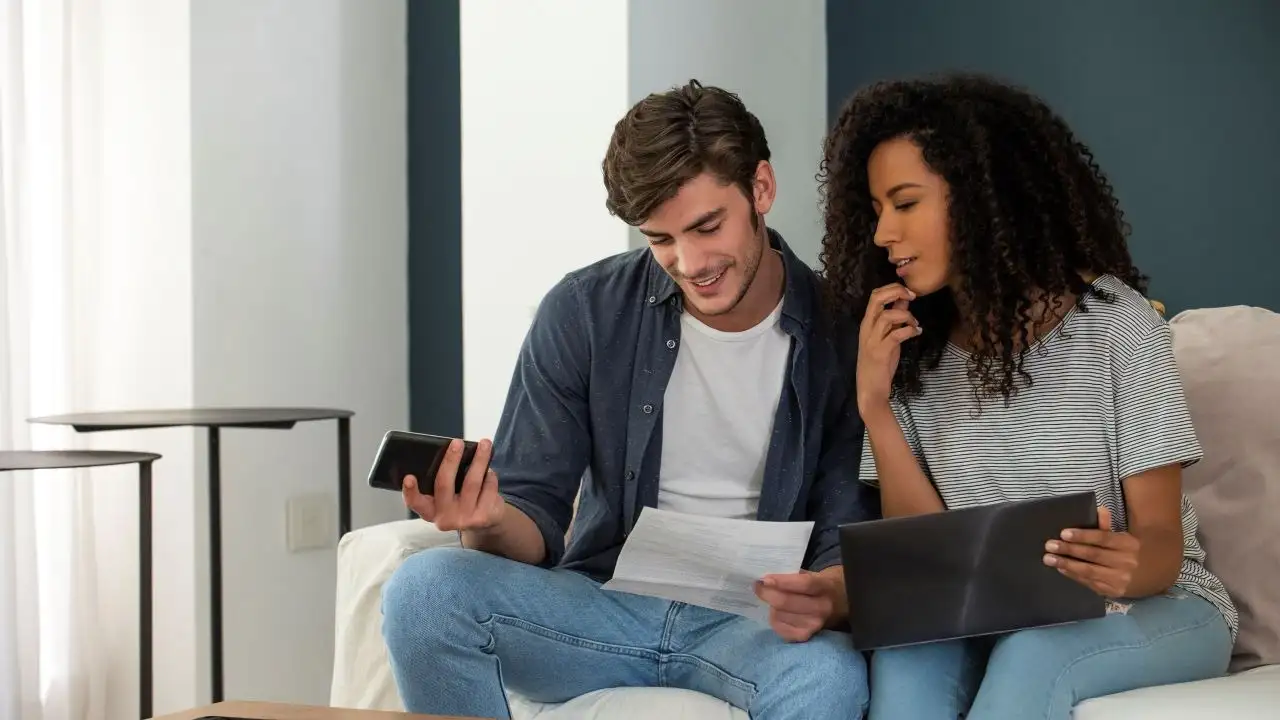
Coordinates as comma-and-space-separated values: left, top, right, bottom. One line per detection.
366, 430, 479, 495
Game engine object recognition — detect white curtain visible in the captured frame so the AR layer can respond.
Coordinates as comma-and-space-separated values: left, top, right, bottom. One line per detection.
1, 0, 109, 718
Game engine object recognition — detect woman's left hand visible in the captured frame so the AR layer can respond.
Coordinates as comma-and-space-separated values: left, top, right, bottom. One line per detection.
1044, 506, 1140, 598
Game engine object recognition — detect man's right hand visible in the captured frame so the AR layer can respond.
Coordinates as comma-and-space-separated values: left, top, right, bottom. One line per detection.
403, 437, 506, 533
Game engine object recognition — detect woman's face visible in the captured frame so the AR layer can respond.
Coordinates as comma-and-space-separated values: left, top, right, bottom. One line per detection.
867, 136, 953, 296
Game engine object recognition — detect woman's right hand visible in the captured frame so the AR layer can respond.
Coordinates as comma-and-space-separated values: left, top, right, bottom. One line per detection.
856, 283, 922, 419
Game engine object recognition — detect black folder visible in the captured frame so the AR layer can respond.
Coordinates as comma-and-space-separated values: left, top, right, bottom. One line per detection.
839, 491, 1107, 650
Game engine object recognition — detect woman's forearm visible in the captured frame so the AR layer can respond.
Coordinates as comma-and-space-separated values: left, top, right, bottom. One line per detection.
864, 405, 946, 517
1127, 525, 1184, 597
1120, 465, 1192, 598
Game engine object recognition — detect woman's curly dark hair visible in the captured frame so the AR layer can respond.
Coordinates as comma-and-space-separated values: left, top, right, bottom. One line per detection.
818, 73, 1149, 402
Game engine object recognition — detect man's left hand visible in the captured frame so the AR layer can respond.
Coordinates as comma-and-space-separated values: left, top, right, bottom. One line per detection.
753, 569, 845, 642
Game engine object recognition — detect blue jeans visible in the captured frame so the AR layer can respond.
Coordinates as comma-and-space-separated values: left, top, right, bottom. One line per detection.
867, 591, 1232, 720
381, 546, 869, 719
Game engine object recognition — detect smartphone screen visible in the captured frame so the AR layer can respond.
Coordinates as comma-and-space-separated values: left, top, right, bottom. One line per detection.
366, 430, 477, 495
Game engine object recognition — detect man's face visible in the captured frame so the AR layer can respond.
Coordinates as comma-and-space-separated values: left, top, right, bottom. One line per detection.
639, 164, 776, 322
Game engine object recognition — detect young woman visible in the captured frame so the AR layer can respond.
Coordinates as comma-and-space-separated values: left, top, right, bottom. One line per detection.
818, 74, 1237, 720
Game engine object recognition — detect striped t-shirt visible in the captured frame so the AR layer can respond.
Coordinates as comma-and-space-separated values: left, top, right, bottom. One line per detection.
858, 274, 1238, 637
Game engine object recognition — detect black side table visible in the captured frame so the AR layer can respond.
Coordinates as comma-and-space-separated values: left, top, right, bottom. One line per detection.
28, 407, 353, 705
0, 450, 161, 720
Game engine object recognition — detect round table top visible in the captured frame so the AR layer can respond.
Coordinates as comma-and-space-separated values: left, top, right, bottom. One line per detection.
28, 406, 353, 431
0, 450, 161, 471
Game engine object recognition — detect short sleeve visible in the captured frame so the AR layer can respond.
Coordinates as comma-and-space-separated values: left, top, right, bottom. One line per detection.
858, 396, 924, 487
1114, 322, 1203, 479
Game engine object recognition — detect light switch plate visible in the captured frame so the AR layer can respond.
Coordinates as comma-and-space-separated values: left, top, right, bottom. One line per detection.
286, 492, 336, 552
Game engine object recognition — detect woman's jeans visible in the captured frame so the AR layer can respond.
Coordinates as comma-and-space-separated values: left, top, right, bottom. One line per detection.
868, 590, 1232, 720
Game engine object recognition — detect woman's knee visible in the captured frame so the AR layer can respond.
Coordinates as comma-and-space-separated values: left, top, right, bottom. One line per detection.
869, 640, 981, 720
972, 599, 1233, 720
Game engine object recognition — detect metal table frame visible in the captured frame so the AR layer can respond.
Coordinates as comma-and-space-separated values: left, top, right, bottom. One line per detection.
0, 450, 160, 719
29, 408, 354, 706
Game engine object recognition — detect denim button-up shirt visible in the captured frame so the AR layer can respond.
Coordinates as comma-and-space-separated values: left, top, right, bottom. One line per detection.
491, 229, 875, 581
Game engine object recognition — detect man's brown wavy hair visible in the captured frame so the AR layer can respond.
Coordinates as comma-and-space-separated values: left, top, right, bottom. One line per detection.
603, 80, 771, 226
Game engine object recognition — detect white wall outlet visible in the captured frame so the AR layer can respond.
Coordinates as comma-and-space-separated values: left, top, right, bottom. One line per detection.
286, 493, 337, 553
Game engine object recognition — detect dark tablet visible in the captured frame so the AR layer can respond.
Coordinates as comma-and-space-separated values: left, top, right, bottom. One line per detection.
839, 491, 1106, 650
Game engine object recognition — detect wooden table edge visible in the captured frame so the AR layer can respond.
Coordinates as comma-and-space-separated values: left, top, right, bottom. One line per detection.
150, 701, 487, 720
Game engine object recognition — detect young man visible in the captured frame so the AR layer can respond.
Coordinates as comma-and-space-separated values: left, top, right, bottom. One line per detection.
381, 80, 874, 720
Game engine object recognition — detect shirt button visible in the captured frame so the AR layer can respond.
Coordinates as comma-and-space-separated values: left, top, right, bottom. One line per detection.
666, 339, 676, 349
647, 296, 656, 304
642, 404, 653, 414
624, 470, 635, 481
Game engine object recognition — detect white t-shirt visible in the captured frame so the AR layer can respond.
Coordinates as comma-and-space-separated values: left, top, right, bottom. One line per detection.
859, 274, 1238, 637
657, 298, 790, 520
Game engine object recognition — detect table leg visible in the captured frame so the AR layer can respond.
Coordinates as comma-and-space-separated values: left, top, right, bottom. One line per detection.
139, 460, 153, 720
337, 417, 351, 537
208, 426, 224, 704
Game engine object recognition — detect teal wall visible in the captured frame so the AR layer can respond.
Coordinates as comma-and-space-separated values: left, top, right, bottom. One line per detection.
407, 0, 463, 435
827, 0, 1279, 314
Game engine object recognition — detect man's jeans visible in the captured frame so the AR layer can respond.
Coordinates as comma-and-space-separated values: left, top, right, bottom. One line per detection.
381, 546, 869, 720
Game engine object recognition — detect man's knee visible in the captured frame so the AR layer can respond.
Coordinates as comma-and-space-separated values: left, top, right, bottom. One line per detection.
382, 546, 488, 640
761, 634, 868, 716
800, 633, 866, 683
811, 638, 869, 710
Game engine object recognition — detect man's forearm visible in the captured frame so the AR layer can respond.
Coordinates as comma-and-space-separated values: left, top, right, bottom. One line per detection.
461, 503, 547, 565
864, 406, 945, 517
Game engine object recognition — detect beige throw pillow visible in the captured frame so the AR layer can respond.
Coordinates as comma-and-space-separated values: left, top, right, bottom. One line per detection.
1171, 305, 1280, 672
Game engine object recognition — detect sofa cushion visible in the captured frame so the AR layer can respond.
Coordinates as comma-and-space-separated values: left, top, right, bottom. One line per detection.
331, 519, 462, 710
1170, 306, 1280, 671
1074, 664, 1280, 719
509, 687, 746, 720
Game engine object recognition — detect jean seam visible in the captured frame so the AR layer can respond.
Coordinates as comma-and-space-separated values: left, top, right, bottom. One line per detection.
473, 618, 515, 719
658, 602, 681, 653
664, 652, 757, 697
1042, 608, 1225, 719
479, 617, 497, 654
656, 602, 683, 686
485, 613, 660, 661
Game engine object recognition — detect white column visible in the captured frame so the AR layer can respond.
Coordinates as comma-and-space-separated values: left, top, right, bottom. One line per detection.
460, 0, 631, 439
96, 1, 198, 714
627, 0, 828, 265
190, 0, 410, 706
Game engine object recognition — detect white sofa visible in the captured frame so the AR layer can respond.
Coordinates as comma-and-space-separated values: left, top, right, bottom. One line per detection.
330, 519, 1279, 720
330, 307, 1280, 718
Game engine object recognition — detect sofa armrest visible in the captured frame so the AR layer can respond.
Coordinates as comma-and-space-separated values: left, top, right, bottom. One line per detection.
330, 519, 461, 710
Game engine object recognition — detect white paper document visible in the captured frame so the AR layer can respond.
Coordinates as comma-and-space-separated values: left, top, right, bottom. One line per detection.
601, 507, 815, 623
